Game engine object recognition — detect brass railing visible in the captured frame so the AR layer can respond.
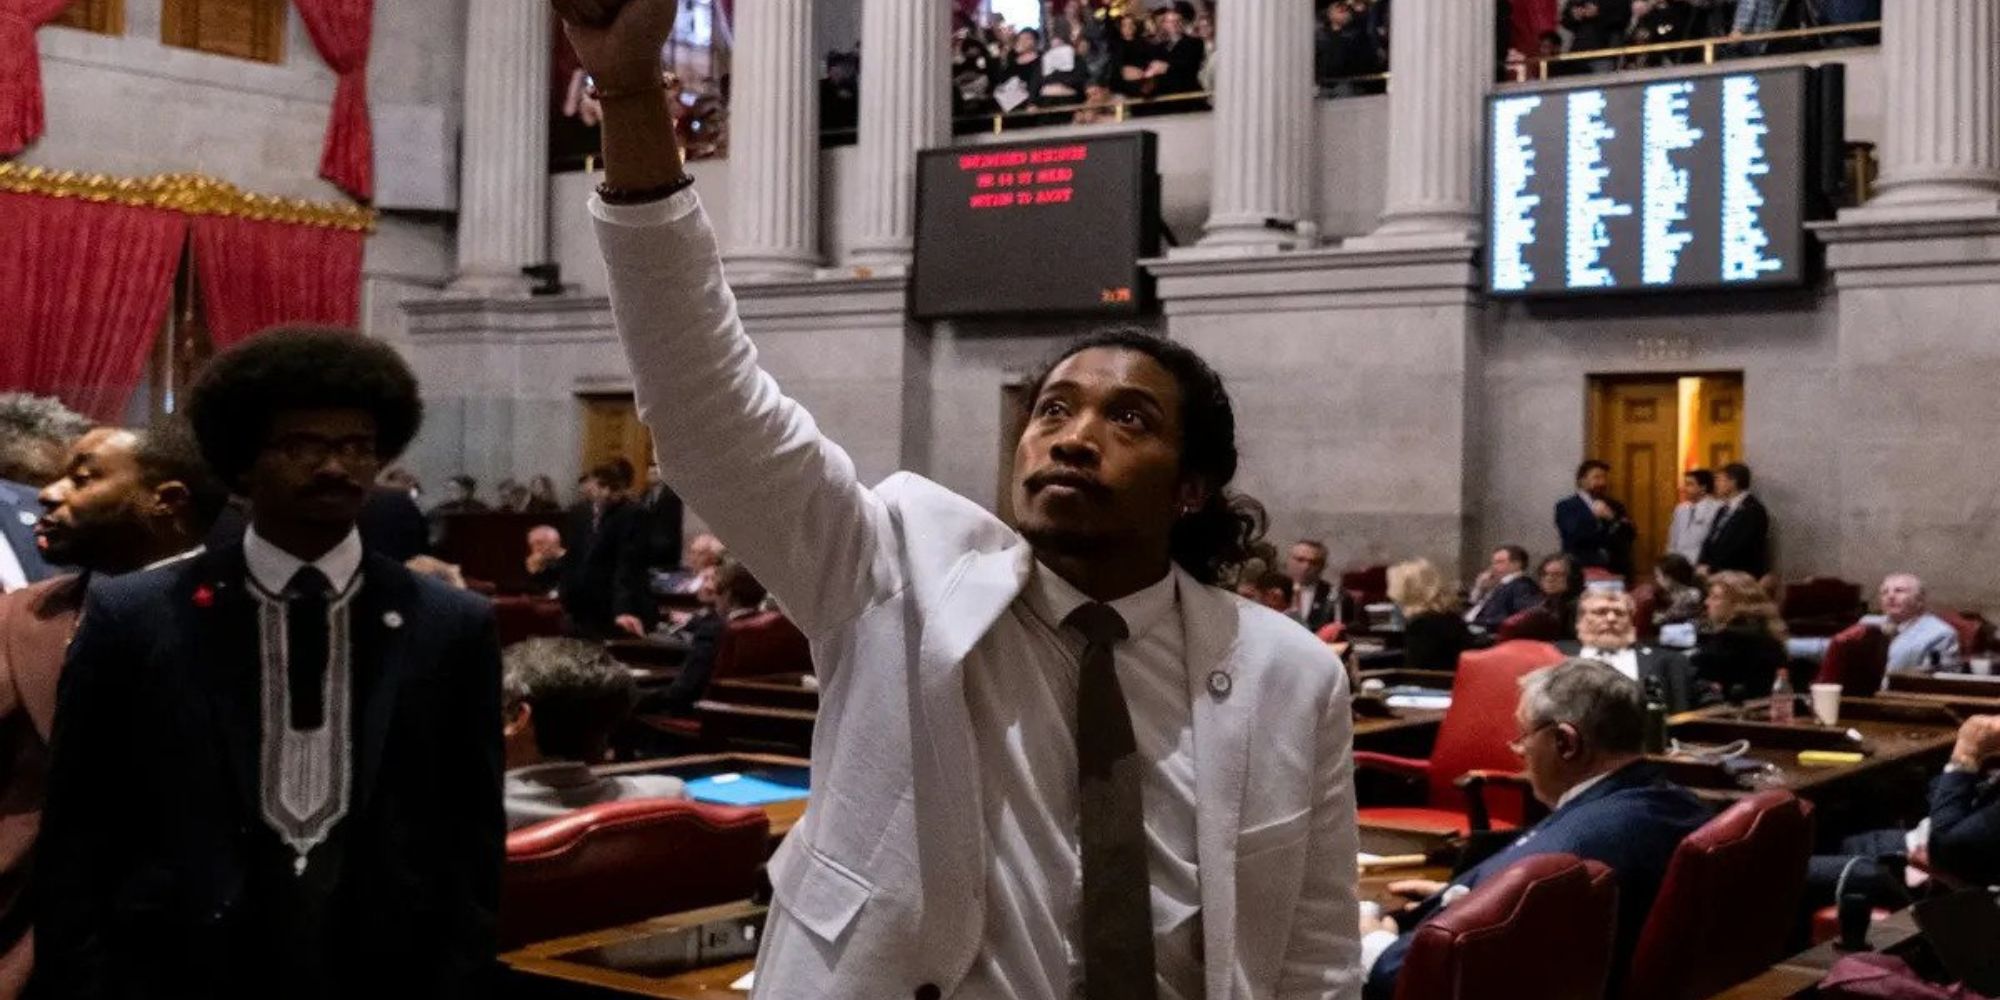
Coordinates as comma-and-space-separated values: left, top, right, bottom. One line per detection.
1530, 20, 1880, 80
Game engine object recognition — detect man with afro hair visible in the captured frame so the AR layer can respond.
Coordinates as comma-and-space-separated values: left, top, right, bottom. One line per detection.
35, 326, 505, 998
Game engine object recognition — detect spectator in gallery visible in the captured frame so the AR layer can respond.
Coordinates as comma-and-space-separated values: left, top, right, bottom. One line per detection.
1692, 570, 1789, 698
502, 638, 686, 831
954, 29, 998, 114
1556, 459, 1636, 578
992, 28, 1045, 110
1389, 559, 1473, 672
1038, 31, 1088, 104
1316, 2, 1385, 95
1562, 0, 1633, 70
1148, 5, 1207, 97
1696, 462, 1770, 579
432, 474, 490, 516
1623, 0, 1703, 66
1072, 82, 1122, 124
525, 474, 564, 514
1465, 544, 1545, 632
1651, 553, 1706, 628
1667, 468, 1722, 564
524, 525, 568, 597
1111, 14, 1157, 98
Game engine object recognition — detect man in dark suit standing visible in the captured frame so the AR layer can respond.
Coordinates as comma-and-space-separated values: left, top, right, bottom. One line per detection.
0, 421, 224, 998
639, 462, 684, 571
1698, 462, 1771, 579
1284, 538, 1357, 631
1558, 589, 1703, 712
1362, 659, 1710, 1000
1555, 459, 1636, 578
35, 327, 503, 999
561, 462, 657, 638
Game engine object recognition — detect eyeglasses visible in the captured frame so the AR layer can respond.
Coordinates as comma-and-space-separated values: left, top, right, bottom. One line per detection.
1504, 724, 1552, 752
265, 433, 379, 467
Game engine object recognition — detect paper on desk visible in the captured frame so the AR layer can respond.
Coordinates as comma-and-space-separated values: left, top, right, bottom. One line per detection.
730, 970, 755, 992
1385, 695, 1452, 711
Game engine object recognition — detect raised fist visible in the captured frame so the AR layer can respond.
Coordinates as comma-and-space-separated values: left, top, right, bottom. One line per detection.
551, 0, 680, 92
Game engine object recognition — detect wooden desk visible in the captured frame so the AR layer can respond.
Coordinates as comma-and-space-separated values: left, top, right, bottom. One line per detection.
1705, 908, 1923, 999
1359, 669, 1458, 689
597, 753, 810, 841
705, 674, 818, 712
502, 901, 763, 1000
693, 700, 815, 756
1883, 672, 2000, 700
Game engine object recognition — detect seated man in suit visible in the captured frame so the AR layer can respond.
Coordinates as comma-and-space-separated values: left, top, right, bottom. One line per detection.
560, 462, 657, 638
0, 420, 224, 996
37, 327, 504, 999
1697, 462, 1771, 579
503, 637, 686, 830
1285, 538, 1356, 629
1362, 659, 1711, 1000
1805, 713, 2000, 910
1558, 588, 1703, 712
641, 559, 769, 718
0, 393, 91, 593
524, 525, 567, 596
1555, 460, 1636, 578
1788, 573, 1962, 675
1465, 544, 1544, 632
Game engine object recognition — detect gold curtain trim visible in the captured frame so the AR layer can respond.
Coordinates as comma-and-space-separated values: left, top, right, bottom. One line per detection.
0, 165, 376, 233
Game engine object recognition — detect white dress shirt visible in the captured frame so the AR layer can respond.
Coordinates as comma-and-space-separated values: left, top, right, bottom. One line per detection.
1577, 645, 1641, 684
244, 527, 364, 872
0, 540, 26, 593
958, 562, 1202, 1000
1666, 498, 1721, 563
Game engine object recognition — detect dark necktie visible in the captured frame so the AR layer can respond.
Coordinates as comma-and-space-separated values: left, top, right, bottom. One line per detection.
1066, 602, 1156, 1000
286, 566, 333, 730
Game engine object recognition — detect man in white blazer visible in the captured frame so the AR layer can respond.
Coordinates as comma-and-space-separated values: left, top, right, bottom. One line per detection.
551, 3, 1361, 997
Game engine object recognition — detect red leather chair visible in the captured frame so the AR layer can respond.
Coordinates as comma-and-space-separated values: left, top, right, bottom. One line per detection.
1937, 610, 1983, 659
1629, 583, 1660, 640
1342, 564, 1391, 608
1497, 607, 1563, 642
1781, 576, 1865, 638
1394, 854, 1619, 1000
1357, 640, 1566, 834
712, 610, 814, 681
493, 596, 566, 648
1621, 790, 1815, 1000
1815, 623, 1889, 696
501, 798, 769, 949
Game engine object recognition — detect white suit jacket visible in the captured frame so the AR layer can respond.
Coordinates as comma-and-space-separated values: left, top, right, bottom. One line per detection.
592, 190, 1362, 1000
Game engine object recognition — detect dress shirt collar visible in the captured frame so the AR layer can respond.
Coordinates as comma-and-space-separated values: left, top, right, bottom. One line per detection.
1724, 491, 1751, 511
1578, 490, 1597, 506
1555, 768, 1615, 811
1499, 571, 1523, 585
1025, 560, 1177, 642
244, 526, 362, 596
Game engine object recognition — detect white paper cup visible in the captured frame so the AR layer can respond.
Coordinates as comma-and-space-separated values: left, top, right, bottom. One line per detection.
1809, 683, 1843, 726
1971, 657, 1994, 677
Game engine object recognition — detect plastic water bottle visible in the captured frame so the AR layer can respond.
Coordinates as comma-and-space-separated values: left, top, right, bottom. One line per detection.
1769, 670, 1796, 724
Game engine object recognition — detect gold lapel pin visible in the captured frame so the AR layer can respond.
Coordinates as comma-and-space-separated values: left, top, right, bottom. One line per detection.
1207, 671, 1232, 698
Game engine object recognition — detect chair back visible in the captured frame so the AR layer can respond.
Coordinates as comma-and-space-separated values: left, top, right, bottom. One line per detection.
1780, 576, 1865, 637
1342, 564, 1391, 607
501, 797, 769, 949
493, 596, 565, 648
1621, 790, 1815, 1000
712, 611, 813, 680
1497, 607, 1563, 642
1936, 610, 1983, 659
1629, 583, 1660, 640
1426, 640, 1566, 823
1815, 623, 1888, 696
1395, 854, 1618, 1000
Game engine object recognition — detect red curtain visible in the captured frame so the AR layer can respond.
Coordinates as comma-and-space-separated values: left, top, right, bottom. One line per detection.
0, 191, 186, 419
1510, 0, 1559, 56
293, 0, 374, 202
0, 0, 71, 157
192, 215, 363, 351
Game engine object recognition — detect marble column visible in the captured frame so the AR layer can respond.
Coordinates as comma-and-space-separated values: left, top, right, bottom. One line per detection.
1198, 0, 1315, 249
1852, 0, 2000, 217
844, 0, 949, 270
1348, 0, 1492, 249
724, 0, 821, 280
452, 2, 550, 295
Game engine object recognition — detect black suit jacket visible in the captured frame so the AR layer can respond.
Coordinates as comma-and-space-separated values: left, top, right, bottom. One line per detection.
1467, 575, 1543, 632
1929, 769, 2000, 888
1292, 579, 1359, 633
1556, 640, 1702, 713
0, 480, 57, 587
1404, 612, 1474, 672
1555, 493, 1635, 575
1365, 761, 1711, 1000
33, 543, 503, 999
560, 499, 657, 637
1698, 494, 1772, 578
641, 483, 685, 571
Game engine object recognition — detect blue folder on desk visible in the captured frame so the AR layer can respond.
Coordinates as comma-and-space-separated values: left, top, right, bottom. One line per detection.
685, 773, 811, 807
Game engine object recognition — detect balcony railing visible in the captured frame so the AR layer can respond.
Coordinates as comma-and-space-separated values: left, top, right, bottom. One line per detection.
1525, 20, 1880, 80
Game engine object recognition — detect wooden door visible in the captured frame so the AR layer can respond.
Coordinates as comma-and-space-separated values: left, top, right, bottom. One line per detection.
1589, 377, 1681, 580
1687, 375, 1745, 472
579, 394, 655, 489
